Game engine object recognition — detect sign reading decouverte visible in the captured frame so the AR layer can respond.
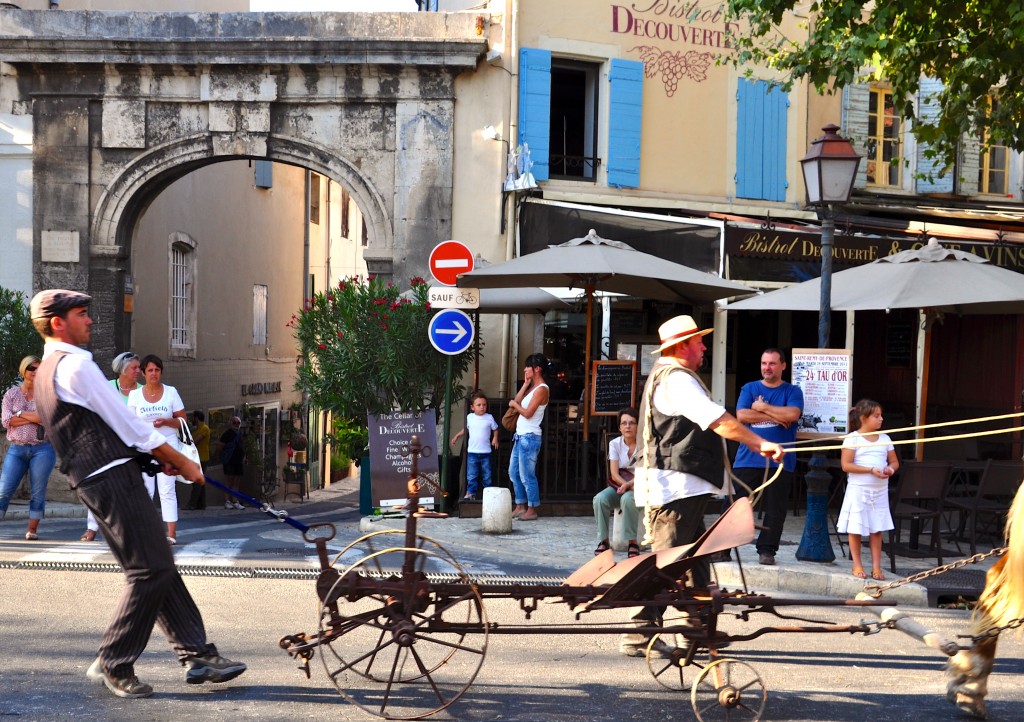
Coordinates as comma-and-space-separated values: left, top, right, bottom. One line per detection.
368, 411, 440, 511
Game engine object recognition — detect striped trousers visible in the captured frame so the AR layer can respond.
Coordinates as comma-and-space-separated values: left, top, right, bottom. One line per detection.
75, 459, 215, 678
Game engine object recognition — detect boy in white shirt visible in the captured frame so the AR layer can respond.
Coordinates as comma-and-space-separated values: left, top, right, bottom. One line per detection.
450, 391, 499, 501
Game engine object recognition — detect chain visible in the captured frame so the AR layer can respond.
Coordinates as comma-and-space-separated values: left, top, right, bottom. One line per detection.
967, 617, 1024, 644
862, 547, 1008, 599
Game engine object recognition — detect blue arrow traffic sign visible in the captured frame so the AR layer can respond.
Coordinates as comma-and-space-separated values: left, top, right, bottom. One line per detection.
428, 309, 474, 355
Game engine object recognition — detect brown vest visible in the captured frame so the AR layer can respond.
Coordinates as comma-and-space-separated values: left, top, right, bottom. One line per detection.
35, 351, 143, 488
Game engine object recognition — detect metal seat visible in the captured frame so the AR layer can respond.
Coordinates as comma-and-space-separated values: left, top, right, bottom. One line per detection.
886, 460, 951, 572
943, 460, 1023, 555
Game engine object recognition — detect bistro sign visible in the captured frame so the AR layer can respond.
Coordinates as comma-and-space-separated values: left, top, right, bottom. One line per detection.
726, 226, 1024, 272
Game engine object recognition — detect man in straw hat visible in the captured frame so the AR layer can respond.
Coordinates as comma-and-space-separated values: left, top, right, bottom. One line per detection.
29, 289, 246, 699
621, 314, 784, 658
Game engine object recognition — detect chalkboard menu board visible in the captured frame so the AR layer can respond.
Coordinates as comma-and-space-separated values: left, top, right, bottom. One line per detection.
885, 312, 914, 368
590, 361, 637, 416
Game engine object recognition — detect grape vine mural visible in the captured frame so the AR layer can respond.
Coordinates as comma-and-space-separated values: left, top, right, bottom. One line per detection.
630, 46, 715, 96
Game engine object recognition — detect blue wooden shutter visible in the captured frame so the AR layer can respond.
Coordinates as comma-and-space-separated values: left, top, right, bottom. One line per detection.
518, 47, 551, 182
736, 79, 788, 201
607, 58, 644, 188
916, 78, 954, 193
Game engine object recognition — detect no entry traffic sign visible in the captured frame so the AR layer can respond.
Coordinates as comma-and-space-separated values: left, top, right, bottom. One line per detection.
428, 309, 474, 355
428, 240, 474, 287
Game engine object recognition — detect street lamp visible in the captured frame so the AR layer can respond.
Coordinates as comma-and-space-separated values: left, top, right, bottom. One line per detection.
796, 124, 861, 563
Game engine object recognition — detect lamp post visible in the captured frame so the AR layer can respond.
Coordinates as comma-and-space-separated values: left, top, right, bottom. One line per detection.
795, 124, 861, 562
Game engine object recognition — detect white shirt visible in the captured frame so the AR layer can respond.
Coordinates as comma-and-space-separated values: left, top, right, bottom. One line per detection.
634, 359, 729, 508
128, 385, 185, 450
42, 341, 168, 476
464, 412, 498, 454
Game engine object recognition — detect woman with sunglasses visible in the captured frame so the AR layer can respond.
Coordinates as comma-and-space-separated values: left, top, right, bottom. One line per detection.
0, 356, 58, 539
80, 351, 142, 542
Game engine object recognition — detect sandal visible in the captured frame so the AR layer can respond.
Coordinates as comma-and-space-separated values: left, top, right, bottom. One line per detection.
627, 541, 641, 558
166, 537, 177, 546
871, 569, 885, 581
80, 531, 96, 542
594, 539, 610, 556
851, 567, 867, 579
25, 531, 38, 541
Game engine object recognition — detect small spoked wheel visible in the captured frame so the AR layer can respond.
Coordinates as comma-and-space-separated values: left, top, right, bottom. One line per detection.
646, 631, 691, 691
690, 658, 767, 722
318, 546, 488, 720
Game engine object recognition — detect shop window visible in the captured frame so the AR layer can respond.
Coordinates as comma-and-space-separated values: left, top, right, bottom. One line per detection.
979, 97, 1009, 195
866, 87, 903, 187
252, 283, 268, 346
518, 48, 643, 188
735, 78, 789, 201
169, 232, 196, 357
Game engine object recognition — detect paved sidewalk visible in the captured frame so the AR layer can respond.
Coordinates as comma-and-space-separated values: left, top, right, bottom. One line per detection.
6, 480, 997, 608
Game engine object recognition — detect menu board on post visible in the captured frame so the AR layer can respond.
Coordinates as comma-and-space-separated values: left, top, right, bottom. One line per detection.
790, 349, 853, 437
590, 360, 637, 416
368, 411, 440, 511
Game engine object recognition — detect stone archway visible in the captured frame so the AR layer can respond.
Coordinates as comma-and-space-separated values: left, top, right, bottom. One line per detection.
0, 8, 486, 355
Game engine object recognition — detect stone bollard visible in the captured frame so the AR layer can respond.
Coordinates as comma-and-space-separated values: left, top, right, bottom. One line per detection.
611, 510, 629, 551
481, 487, 512, 534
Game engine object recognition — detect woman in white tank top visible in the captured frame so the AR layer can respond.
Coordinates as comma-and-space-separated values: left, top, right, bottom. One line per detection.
507, 353, 550, 521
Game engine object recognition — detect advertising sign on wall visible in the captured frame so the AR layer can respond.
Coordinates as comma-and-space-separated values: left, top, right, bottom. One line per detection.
368, 411, 440, 511
791, 349, 853, 438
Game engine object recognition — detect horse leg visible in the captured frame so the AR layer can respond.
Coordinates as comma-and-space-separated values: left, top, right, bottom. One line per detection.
945, 635, 997, 720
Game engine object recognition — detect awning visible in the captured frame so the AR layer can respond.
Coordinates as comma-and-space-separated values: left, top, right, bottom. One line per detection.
519, 199, 724, 276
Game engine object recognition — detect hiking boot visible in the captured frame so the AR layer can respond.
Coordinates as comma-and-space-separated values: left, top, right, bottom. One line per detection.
87, 658, 153, 698
185, 653, 247, 685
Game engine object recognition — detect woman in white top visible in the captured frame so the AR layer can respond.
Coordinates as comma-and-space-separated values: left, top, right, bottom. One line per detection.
507, 353, 550, 521
127, 354, 187, 544
593, 407, 641, 557
81, 351, 142, 542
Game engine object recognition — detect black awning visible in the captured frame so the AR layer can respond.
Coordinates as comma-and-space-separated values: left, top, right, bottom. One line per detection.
519, 200, 721, 274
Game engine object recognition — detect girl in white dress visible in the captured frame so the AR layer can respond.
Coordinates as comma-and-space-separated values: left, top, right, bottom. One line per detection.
128, 354, 187, 544
838, 399, 900, 580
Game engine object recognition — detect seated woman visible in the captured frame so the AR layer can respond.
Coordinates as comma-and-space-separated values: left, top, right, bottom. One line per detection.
592, 407, 641, 558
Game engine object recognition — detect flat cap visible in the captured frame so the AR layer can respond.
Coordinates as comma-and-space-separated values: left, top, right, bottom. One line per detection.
30, 289, 92, 320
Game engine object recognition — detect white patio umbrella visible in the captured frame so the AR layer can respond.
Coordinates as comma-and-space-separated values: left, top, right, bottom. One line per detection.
458, 229, 753, 439
726, 238, 1024, 454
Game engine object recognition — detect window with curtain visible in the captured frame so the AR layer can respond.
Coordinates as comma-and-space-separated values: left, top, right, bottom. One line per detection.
867, 87, 902, 187
979, 97, 1010, 195
169, 232, 197, 356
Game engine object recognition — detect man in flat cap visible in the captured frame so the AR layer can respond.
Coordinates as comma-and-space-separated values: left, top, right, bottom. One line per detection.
622, 315, 785, 658
30, 289, 246, 698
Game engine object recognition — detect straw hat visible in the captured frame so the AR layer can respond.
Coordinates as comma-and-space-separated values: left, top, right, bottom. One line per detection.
652, 314, 713, 353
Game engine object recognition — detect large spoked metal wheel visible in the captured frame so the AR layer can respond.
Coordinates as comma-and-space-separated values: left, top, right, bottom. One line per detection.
322, 530, 464, 684
690, 658, 767, 722
318, 546, 488, 720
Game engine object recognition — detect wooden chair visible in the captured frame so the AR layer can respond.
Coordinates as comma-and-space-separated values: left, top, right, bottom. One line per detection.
943, 460, 1024, 555
886, 460, 951, 573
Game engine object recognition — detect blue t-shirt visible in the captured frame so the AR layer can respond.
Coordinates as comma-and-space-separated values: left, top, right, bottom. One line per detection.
732, 381, 804, 471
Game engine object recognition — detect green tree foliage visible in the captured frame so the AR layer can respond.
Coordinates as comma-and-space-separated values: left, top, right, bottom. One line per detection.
725, 0, 1024, 172
291, 275, 473, 460
0, 287, 42, 387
